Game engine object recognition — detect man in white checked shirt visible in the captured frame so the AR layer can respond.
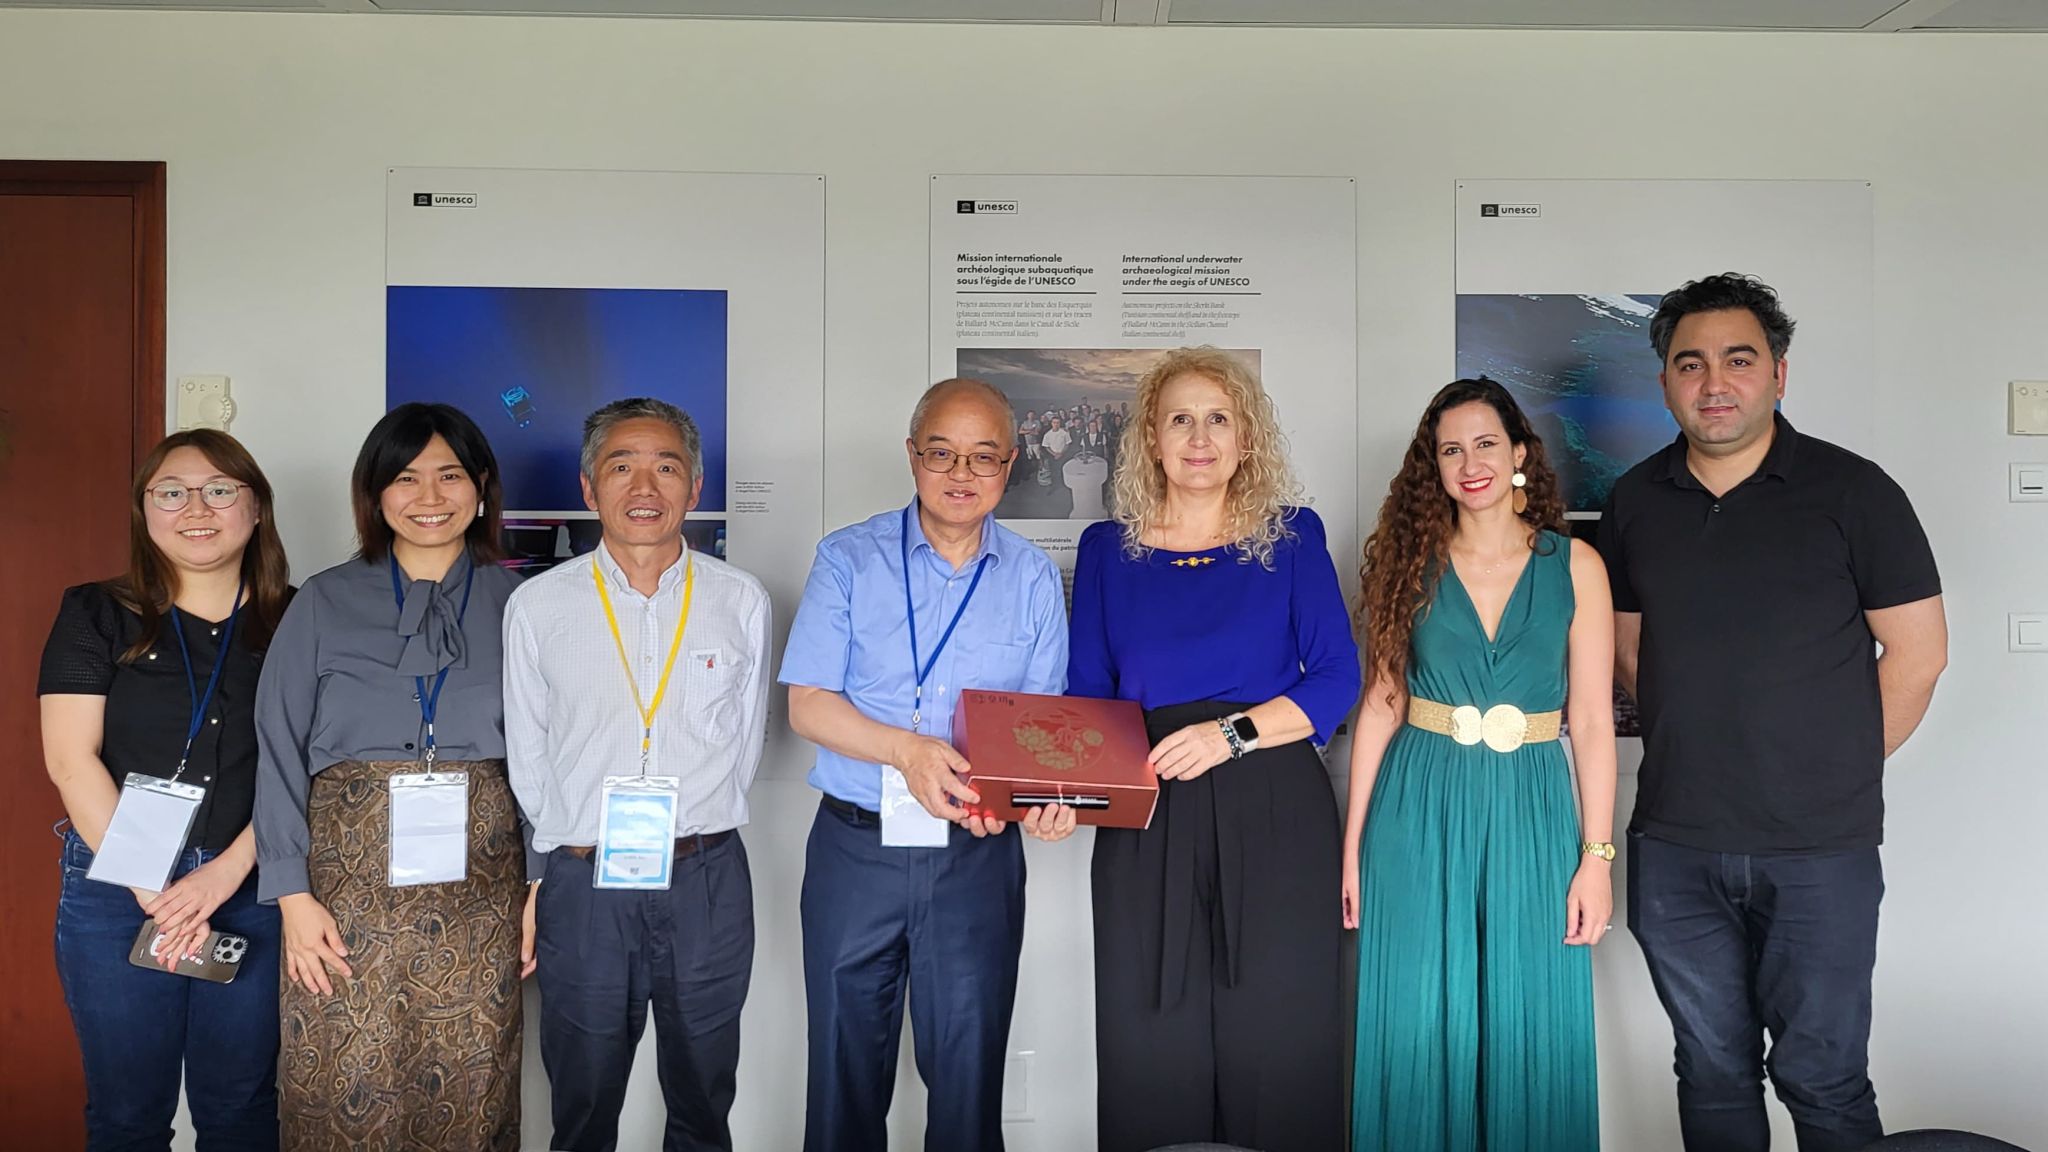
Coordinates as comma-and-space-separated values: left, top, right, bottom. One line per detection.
503, 397, 771, 1152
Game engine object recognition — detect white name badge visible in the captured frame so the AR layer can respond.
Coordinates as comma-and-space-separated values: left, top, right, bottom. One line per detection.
595, 776, 680, 890
880, 766, 950, 848
388, 772, 469, 887
88, 774, 204, 893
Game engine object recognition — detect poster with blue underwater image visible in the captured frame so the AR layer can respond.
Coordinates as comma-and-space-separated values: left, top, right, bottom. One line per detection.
387, 285, 728, 515
1454, 293, 1677, 515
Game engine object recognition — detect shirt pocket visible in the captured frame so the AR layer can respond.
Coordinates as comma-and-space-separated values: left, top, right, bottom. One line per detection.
963, 639, 1037, 695
686, 646, 746, 744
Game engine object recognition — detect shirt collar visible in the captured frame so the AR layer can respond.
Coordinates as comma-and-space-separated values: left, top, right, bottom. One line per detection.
594, 537, 692, 596
1651, 411, 1799, 491
902, 499, 1002, 572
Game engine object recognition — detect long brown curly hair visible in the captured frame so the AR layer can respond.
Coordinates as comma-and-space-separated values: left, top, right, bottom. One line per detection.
1357, 378, 1566, 698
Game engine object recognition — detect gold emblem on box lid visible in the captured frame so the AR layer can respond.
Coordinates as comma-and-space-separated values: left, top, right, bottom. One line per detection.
1010, 702, 1110, 772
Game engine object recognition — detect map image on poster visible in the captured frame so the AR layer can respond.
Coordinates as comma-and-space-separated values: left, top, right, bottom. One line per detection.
387, 285, 729, 516
1454, 293, 1677, 515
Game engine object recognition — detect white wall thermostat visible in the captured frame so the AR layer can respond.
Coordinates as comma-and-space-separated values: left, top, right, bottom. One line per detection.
2011, 381, 2048, 436
176, 375, 236, 431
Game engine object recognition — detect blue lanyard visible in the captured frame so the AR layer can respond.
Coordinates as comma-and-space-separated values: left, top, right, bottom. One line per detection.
167, 578, 243, 783
389, 555, 476, 766
900, 505, 990, 731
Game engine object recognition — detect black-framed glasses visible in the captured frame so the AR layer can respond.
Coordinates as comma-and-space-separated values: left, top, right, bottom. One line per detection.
914, 447, 1013, 478
147, 481, 248, 512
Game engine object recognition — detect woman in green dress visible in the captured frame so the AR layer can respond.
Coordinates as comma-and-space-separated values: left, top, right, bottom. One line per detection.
1344, 377, 1619, 1151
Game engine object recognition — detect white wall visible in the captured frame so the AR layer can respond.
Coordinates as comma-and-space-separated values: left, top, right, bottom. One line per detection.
4, 11, 2045, 1149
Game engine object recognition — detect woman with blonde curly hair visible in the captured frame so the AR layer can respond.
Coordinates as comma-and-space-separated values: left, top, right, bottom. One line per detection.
1068, 346, 1360, 1152
1344, 377, 1616, 1151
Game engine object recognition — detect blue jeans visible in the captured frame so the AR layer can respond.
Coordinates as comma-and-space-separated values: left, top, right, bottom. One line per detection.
54, 829, 281, 1152
1629, 832, 1885, 1152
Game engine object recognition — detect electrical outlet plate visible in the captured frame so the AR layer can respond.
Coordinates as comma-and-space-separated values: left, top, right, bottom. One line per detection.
177, 375, 235, 431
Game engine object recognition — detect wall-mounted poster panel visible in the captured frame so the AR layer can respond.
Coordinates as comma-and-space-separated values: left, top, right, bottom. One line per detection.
931, 175, 1359, 581
1456, 178, 1874, 738
386, 167, 824, 767
1455, 178, 1876, 515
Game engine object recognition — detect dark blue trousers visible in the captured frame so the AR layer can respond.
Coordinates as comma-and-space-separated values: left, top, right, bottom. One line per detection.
535, 835, 755, 1152
54, 829, 281, 1152
799, 797, 1026, 1152
1630, 832, 1886, 1152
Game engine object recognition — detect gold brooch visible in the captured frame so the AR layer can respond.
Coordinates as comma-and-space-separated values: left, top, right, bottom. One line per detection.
1170, 556, 1216, 568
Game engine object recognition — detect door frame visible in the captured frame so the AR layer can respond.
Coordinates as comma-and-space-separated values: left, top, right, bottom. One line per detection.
0, 160, 166, 453
0, 157, 167, 1143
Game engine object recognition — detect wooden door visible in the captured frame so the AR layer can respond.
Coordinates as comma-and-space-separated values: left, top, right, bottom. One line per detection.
0, 160, 164, 1146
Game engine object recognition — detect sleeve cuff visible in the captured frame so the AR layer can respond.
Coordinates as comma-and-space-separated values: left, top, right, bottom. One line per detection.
1861, 579, 1944, 611
255, 856, 310, 905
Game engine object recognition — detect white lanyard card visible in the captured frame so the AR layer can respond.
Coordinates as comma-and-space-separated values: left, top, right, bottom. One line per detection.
880, 766, 951, 848
595, 775, 680, 890
88, 774, 204, 893
388, 772, 470, 887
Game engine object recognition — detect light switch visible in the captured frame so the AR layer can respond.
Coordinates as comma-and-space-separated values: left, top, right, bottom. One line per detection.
2013, 381, 2048, 435
2015, 464, 2048, 502
2012, 614, 2048, 652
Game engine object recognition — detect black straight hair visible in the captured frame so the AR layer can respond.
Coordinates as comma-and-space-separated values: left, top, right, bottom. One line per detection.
350, 402, 506, 564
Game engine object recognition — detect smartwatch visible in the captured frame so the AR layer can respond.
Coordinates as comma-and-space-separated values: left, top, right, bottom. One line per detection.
1221, 712, 1260, 758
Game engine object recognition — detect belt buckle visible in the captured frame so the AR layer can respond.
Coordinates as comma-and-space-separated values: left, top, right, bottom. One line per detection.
1480, 704, 1528, 753
1449, 705, 1485, 747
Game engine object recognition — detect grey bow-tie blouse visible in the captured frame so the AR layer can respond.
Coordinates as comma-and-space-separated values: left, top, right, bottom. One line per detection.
252, 553, 528, 1152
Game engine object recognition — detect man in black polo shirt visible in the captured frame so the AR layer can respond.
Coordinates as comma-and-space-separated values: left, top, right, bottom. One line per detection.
1600, 273, 1948, 1152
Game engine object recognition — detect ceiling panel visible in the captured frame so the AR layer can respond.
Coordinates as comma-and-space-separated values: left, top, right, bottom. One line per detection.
0, 0, 322, 7
1910, 0, 2048, 28
364, 0, 1106, 18
1166, 0, 1908, 29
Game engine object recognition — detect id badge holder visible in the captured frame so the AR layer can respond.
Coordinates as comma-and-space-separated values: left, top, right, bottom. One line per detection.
880, 767, 950, 848
388, 771, 470, 887
595, 776, 680, 890
88, 774, 203, 893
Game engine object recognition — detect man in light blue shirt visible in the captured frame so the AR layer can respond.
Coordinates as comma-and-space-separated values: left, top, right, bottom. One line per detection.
780, 377, 1074, 1152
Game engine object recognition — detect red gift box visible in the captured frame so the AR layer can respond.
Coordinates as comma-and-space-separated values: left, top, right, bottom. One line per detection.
951, 689, 1158, 830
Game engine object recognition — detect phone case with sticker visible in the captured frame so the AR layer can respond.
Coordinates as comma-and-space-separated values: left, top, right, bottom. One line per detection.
128, 919, 248, 983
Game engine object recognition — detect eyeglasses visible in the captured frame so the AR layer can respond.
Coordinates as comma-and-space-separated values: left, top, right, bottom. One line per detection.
914, 447, 1013, 478
146, 482, 248, 512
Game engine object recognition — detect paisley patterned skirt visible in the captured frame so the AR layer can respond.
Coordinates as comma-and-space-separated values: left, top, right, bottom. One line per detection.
280, 759, 524, 1152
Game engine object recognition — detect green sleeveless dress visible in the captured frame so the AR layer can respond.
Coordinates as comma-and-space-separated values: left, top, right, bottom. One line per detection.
1352, 530, 1598, 1151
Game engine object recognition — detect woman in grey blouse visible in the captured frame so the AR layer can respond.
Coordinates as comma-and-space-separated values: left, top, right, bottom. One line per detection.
253, 404, 525, 1152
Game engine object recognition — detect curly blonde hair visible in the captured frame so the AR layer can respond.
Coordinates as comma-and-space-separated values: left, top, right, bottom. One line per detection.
1110, 346, 1302, 569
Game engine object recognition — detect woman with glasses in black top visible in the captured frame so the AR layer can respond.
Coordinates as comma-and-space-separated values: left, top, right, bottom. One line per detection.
39, 429, 292, 1152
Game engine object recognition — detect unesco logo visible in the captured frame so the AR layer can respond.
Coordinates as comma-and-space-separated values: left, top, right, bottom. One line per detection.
1480, 203, 1541, 219
956, 200, 1019, 215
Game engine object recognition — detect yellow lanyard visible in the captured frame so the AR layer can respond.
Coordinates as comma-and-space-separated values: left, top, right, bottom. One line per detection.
592, 555, 694, 774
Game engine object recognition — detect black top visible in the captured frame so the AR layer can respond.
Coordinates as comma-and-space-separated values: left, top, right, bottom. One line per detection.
1599, 415, 1941, 853
38, 582, 274, 853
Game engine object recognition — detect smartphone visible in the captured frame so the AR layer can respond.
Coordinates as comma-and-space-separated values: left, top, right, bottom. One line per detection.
128, 919, 248, 983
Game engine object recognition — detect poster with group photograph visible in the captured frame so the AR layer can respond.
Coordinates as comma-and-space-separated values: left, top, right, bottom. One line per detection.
930, 175, 1358, 579
1456, 178, 1876, 737
386, 166, 824, 766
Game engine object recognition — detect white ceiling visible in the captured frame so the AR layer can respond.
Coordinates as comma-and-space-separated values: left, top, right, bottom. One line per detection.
0, 0, 2043, 31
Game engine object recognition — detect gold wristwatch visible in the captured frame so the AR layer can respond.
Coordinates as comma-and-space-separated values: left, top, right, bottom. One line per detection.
1582, 841, 1616, 862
